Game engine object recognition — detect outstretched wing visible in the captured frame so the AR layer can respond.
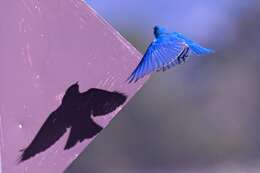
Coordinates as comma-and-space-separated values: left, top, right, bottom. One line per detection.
61, 88, 127, 150
19, 108, 68, 162
81, 88, 127, 116
127, 37, 188, 83
173, 32, 214, 56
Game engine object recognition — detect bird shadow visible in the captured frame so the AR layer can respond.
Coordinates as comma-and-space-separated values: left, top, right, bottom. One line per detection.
19, 82, 127, 162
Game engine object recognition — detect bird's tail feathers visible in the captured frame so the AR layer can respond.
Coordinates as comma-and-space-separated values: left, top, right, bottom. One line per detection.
64, 120, 103, 150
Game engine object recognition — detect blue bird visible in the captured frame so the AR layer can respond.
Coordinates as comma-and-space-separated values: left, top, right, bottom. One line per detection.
127, 26, 214, 83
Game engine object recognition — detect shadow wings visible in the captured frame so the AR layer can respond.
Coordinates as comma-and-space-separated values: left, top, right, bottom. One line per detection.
19, 82, 127, 162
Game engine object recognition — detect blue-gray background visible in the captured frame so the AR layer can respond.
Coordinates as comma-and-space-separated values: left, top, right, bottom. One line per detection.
66, 1, 260, 172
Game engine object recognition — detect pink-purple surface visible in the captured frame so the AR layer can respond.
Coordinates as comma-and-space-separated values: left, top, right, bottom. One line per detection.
0, 0, 147, 172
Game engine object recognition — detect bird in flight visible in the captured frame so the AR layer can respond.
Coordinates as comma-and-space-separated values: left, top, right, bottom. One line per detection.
127, 25, 214, 83
19, 82, 127, 162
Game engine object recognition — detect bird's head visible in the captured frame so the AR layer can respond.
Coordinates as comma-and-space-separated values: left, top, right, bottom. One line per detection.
63, 82, 80, 99
153, 25, 167, 38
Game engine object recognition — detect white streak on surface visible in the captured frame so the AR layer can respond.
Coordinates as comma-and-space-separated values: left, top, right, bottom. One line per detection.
18, 18, 25, 33
25, 43, 33, 67
21, 0, 33, 15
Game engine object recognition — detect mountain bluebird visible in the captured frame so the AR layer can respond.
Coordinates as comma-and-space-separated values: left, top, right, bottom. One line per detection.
127, 26, 214, 83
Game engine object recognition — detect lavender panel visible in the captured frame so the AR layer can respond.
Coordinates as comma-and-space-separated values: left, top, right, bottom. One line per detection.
0, 0, 147, 172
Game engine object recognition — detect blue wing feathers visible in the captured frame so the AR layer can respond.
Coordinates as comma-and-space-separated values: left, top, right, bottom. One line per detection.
189, 44, 214, 56
127, 27, 214, 83
174, 32, 214, 56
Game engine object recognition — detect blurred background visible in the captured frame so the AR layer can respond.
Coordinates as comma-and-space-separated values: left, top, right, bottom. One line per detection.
66, 0, 260, 172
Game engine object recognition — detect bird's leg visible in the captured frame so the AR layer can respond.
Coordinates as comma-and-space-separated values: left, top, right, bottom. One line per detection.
181, 55, 187, 63
178, 47, 189, 64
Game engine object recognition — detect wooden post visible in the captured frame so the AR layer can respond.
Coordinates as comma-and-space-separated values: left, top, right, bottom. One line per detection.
0, 0, 147, 172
